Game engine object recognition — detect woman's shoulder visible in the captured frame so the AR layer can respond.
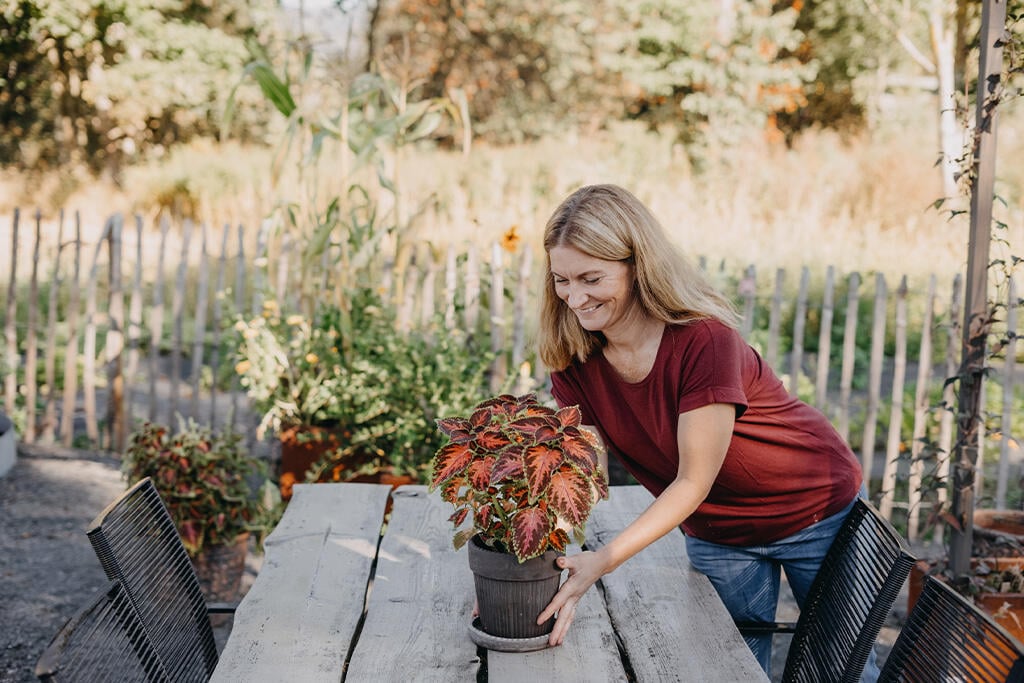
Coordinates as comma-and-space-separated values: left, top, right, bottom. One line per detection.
667, 317, 741, 343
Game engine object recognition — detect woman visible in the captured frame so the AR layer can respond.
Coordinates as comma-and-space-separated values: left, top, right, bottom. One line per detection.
534, 184, 864, 676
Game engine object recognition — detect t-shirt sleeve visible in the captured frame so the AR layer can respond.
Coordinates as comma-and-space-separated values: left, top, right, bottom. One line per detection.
550, 370, 593, 424
676, 322, 749, 418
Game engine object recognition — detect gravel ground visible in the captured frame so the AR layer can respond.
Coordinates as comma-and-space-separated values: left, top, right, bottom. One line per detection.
0, 443, 903, 683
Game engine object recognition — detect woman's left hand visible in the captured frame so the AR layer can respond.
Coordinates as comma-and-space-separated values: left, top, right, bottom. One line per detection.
537, 548, 610, 646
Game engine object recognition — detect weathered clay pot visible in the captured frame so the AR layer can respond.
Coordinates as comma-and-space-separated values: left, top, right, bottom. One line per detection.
278, 424, 344, 501
191, 532, 249, 627
467, 535, 563, 641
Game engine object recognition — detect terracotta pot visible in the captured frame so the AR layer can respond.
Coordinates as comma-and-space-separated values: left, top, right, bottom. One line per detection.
975, 592, 1024, 643
278, 425, 345, 501
191, 532, 249, 627
467, 535, 563, 642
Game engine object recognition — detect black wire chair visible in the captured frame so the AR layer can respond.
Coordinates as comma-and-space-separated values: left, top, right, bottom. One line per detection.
35, 580, 169, 682
737, 498, 917, 683
85, 477, 230, 683
879, 574, 1024, 682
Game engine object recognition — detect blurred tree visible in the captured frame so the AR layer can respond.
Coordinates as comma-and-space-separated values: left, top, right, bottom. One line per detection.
602, 0, 812, 166
369, 0, 625, 142
0, 0, 278, 181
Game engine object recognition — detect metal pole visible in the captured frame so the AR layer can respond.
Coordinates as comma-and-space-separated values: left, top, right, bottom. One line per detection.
949, 0, 1007, 576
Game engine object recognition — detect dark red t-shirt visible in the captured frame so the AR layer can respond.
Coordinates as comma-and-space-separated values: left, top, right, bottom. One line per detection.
550, 319, 862, 546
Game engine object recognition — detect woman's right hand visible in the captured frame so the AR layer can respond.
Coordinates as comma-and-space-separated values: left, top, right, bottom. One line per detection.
536, 548, 610, 646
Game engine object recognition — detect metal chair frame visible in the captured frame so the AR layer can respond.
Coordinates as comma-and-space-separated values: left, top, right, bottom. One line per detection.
737, 498, 917, 683
35, 580, 169, 682
879, 574, 1024, 682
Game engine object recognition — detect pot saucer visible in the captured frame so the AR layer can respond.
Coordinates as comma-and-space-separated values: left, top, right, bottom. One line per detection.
467, 617, 552, 653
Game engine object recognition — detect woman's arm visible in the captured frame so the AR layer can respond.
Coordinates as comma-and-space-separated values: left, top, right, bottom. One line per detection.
536, 401, 735, 646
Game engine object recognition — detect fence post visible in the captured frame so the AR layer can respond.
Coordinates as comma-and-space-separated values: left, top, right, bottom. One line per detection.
24, 210, 41, 443
997, 275, 1018, 508
880, 276, 908, 521
767, 268, 785, 371
908, 274, 937, 540
148, 216, 170, 423
41, 210, 66, 443
61, 213, 81, 447
815, 266, 835, 409
862, 273, 888, 492
105, 214, 126, 452
4, 208, 19, 415
837, 272, 861, 443
790, 266, 810, 396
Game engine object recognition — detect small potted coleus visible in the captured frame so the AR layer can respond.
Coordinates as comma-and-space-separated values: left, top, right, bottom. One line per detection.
429, 392, 609, 647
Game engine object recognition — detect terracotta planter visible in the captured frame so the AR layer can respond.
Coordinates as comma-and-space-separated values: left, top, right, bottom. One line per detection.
278, 425, 345, 500
191, 532, 249, 626
467, 535, 563, 643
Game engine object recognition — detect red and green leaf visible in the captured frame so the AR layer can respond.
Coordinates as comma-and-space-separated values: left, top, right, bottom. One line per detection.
489, 446, 525, 483
431, 442, 474, 486
467, 455, 495, 490
436, 417, 474, 442
547, 466, 593, 526
525, 443, 564, 500
556, 404, 582, 427
561, 427, 598, 473
512, 506, 552, 561
475, 427, 513, 452
547, 527, 570, 553
449, 507, 469, 527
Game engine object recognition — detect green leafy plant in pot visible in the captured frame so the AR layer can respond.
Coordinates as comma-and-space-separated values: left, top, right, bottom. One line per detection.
429, 393, 609, 648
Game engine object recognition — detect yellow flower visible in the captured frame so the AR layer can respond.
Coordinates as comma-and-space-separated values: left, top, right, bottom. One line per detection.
243, 328, 258, 339
305, 353, 319, 364
263, 299, 278, 311
233, 320, 247, 332
501, 225, 521, 253
286, 314, 304, 325
235, 360, 251, 375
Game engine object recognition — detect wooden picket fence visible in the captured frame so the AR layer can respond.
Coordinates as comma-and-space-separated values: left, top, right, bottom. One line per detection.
2, 209, 1021, 542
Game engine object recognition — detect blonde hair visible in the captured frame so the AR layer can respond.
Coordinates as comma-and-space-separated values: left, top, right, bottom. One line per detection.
538, 184, 740, 371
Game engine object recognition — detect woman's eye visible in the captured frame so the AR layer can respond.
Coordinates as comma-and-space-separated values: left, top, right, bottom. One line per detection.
583, 277, 600, 285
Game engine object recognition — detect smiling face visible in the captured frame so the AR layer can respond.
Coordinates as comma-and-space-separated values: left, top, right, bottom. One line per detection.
548, 245, 639, 334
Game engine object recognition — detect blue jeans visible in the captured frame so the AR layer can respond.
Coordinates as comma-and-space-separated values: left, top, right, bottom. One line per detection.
685, 496, 879, 682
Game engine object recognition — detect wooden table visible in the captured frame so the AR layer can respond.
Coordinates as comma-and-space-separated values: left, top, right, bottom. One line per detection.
212, 483, 768, 682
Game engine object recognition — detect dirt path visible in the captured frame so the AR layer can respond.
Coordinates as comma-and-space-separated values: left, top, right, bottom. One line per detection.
0, 445, 126, 683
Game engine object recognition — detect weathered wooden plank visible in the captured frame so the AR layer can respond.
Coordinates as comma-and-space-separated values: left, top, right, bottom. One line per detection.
489, 242, 506, 392
212, 482, 392, 683
190, 222, 210, 420
584, 486, 768, 682
932, 274, 962, 548
148, 216, 169, 423
346, 486, 480, 682
105, 214, 125, 451
169, 219, 192, 421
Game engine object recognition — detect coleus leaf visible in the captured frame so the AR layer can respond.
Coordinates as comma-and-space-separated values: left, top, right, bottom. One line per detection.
547, 466, 593, 527
431, 442, 474, 486
436, 417, 475, 442
511, 505, 551, 561
475, 427, 513, 451
556, 404, 582, 428
453, 527, 475, 551
548, 527, 570, 553
525, 443, 564, 500
449, 507, 469, 527
506, 415, 555, 435
490, 445, 525, 483
467, 455, 495, 490
561, 427, 597, 473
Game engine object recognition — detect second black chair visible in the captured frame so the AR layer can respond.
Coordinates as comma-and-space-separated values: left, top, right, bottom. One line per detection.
737, 498, 917, 683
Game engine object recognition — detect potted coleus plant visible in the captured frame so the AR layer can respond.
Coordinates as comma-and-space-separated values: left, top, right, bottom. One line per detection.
429, 392, 609, 648
122, 418, 281, 607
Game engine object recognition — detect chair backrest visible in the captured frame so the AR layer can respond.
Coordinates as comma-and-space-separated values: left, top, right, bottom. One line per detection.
35, 580, 169, 682
782, 498, 917, 683
86, 477, 218, 682
879, 574, 1024, 683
